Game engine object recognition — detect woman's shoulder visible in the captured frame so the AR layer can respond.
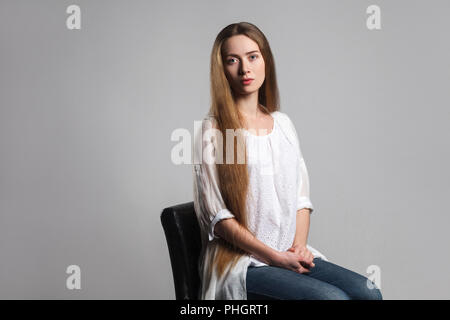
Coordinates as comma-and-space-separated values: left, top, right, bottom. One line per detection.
270, 110, 299, 147
271, 110, 294, 129
202, 110, 294, 131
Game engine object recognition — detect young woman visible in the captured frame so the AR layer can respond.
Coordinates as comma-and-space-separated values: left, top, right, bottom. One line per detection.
193, 22, 383, 300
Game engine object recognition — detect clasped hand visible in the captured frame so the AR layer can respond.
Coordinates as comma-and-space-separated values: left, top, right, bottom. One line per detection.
272, 244, 315, 274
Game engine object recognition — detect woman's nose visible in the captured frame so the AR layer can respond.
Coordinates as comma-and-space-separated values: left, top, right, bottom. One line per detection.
239, 61, 250, 75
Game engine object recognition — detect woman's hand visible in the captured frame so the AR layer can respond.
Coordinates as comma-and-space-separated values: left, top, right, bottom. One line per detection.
287, 244, 315, 270
270, 250, 312, 274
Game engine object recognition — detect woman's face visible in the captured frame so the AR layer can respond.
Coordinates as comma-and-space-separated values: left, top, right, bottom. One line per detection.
222, 35, 265, 96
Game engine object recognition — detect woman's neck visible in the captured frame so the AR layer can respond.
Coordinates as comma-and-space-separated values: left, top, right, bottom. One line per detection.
236, 93, 262, 120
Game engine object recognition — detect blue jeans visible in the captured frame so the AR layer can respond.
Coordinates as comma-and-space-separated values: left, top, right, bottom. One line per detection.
246, 258, 383, 300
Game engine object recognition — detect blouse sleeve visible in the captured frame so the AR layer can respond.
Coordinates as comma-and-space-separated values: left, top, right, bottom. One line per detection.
284, 114, 315, 214
193, 116, 235, 241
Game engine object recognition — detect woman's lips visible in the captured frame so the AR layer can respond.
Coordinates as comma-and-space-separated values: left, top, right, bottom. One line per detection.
241, 78, 254, 85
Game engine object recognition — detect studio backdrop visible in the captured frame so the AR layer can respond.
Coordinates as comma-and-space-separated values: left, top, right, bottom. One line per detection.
1, 0, 449, 299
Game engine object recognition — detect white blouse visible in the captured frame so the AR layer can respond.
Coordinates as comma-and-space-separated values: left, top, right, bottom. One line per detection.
192, 110, 328, 300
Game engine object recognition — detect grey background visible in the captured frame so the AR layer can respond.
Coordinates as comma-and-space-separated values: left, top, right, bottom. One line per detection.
1, 0, 449, 299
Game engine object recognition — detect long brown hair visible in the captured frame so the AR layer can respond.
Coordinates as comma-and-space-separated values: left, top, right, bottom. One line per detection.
207, 22, 280, 280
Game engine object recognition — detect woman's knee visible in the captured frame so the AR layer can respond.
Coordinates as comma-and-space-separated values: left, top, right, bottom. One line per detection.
363, 283, 383, 300
307, 284, 351, 300
350, 278, 383, 300
321, 287, 352, 300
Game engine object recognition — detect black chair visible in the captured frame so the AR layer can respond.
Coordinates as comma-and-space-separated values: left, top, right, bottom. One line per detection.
161, 201, 202, 300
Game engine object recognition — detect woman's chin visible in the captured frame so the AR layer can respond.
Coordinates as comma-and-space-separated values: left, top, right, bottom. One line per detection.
238, 86, 260, 95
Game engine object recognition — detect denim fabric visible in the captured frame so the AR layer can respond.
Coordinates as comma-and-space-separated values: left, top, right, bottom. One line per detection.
246, 257, 383, 300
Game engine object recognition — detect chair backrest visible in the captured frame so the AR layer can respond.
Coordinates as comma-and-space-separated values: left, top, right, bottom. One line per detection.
160, 201, 202, 300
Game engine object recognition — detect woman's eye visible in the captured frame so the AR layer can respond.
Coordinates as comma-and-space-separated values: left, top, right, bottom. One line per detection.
227, 55, 258, 64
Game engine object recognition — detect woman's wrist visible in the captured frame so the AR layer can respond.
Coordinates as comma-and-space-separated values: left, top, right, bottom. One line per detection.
292, 242, 306, 249
266, 249, 281, 265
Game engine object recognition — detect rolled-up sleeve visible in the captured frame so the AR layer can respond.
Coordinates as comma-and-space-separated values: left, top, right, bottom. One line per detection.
193, 117, 235, 241
297, 157, 314, 213
285, 114, 314, 214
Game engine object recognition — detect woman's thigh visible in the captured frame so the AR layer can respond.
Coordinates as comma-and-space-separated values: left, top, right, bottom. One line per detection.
306, 258, 383, 300
246, 263, 351, 300
246, 258, 382, 300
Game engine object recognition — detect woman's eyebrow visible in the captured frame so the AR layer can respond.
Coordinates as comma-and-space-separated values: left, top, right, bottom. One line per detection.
226, 50, 259, 57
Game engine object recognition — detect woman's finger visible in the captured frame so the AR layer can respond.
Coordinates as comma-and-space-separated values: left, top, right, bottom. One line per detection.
305, 250, 313, 263
298, 265, 310, 273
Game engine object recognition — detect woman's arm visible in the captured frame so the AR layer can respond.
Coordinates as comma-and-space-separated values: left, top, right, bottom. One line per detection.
214, 218, 279, 265
282, 113, 315, 250
216, 217, 313, 273
292, 208, 311, 247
